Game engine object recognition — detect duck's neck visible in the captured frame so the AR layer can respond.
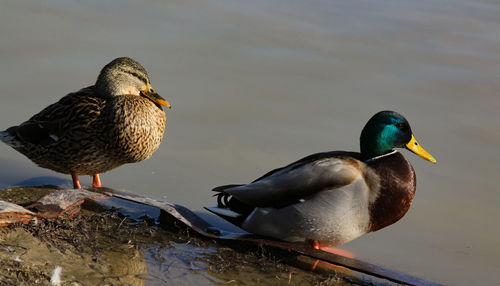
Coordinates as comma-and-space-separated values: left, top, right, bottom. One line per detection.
360, 137, 395, 161
360, 125, 396, 160
364, 150, 398, 162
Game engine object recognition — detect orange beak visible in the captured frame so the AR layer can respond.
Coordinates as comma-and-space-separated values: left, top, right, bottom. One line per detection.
141, 86, 171, 108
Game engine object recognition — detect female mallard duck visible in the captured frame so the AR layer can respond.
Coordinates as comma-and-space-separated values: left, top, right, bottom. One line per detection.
206, 111, 436, 248
0, 57, 171, 189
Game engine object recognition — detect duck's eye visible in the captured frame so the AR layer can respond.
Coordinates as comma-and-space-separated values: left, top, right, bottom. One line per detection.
395, 123, 406, 131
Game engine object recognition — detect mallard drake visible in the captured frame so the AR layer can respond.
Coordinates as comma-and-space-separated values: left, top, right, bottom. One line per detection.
205, 111, 436, 248
0, 57, 171, 189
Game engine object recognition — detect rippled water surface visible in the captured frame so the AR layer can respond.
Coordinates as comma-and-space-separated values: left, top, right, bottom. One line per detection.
1, 1, 499, 285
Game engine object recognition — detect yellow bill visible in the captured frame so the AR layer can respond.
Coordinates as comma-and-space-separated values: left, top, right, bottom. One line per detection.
406, 134, 436, 163
141, 85, 171, 108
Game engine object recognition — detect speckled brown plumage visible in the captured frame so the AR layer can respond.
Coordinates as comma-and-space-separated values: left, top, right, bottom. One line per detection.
0, 57, 170, 188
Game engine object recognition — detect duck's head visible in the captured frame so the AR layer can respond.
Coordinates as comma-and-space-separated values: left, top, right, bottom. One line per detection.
95, 57, 171, 108
360, 111, 436, 163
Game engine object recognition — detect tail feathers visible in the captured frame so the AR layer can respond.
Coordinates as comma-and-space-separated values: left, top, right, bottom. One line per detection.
0, 130, 21, 148
204, 206, 242, 219
207, 184, 255, 227
212, 184, 243, 193
214, 190, 255, 216
204, 205, 247, 227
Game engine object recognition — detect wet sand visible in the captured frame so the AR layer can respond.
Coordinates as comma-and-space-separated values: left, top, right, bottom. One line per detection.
0, 186, 382, 285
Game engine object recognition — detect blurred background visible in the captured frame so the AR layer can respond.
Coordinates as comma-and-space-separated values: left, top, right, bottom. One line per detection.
1, 1, 499, 285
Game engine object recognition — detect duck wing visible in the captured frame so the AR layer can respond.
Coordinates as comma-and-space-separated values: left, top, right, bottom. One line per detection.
6, 87, 102, 146
221, 151, 363, 207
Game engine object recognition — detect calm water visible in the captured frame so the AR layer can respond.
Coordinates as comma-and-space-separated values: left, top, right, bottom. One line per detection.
1, 0, 499, 285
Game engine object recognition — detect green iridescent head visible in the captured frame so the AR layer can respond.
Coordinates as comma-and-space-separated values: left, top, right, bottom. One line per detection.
360, 111, 436, 163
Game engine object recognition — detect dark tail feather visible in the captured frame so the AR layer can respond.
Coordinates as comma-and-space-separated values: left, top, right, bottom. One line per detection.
212, 184, 243, 193
204, 205, 247, 227
206, 184, 255, 227
0, 128, 21, 148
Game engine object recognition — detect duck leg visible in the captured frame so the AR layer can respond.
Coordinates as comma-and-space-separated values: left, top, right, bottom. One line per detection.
310, 240, 321, 250
92, 174, 101, 188
71, 172, 82, 189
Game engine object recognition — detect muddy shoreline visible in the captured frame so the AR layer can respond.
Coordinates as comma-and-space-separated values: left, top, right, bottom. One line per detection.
0, 186, 373, 285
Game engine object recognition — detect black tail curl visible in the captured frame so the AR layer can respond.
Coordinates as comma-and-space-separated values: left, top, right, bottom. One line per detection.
212, 186, 255, 218
215, 192, 232, 208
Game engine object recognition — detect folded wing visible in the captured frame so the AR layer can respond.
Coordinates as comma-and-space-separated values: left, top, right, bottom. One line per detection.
224, 154, 363, 207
